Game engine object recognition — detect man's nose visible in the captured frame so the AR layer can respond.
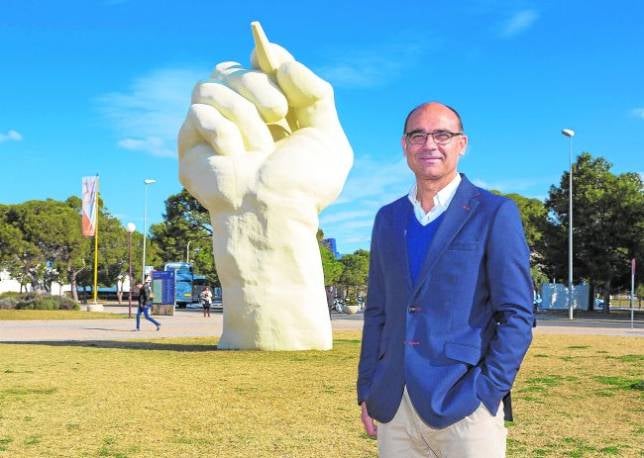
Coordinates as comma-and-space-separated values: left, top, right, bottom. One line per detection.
421, 134, 438, 147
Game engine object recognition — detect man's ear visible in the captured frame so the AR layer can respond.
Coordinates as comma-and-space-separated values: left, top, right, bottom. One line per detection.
459, 135, 468, 156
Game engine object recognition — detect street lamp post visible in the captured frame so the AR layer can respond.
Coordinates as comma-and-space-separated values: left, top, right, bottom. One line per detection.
126, 222, 136, 318
142, 178, 157, 282
561, 128, 575, 320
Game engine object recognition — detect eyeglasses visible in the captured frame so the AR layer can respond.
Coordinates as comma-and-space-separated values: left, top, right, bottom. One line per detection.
405, 130, 463, 145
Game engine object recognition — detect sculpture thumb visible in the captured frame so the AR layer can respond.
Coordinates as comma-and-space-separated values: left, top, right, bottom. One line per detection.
250, 21, 294, 74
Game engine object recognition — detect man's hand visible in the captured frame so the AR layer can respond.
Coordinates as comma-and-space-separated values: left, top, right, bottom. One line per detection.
361, 402, 377, 438
177, 22, 353, 350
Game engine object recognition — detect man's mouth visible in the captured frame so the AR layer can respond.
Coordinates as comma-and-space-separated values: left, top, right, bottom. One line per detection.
417, 155, 442, 162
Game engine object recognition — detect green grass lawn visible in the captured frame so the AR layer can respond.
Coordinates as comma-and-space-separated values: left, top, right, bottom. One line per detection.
0, 332, 642, 457
0, 310, 129, 320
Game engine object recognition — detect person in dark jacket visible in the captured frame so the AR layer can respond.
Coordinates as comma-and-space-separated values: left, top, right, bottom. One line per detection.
136, 277, 161, 331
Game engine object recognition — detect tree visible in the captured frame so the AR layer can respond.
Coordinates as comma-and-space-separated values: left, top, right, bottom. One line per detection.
544, 153, 644, 311
0, 199, 85, 292
494, 191, 549, 289
316, 229, 343, 286
0, 204, 36, 291
339, 249, 370, 304
316, 229, 344, 310
320, 244, 343, 287
0, 197, 149, 302
65, 196, 146, 302
150, 189, 219, 286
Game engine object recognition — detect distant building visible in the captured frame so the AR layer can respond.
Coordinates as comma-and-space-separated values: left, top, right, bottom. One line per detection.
322, 238, 340, 259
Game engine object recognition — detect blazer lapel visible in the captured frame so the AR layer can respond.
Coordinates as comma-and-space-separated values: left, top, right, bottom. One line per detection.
411, 175, 480, 298
393, 198, 414, 292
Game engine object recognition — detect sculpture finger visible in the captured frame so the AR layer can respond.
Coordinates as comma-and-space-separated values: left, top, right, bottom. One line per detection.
192, 82, 274, 152
276, 61, 338, 130
249, 22, 338, 131
178, 142, 219, 209
181, 103, 245, 157
212, 61, 288, 124
276, 61, 333, 108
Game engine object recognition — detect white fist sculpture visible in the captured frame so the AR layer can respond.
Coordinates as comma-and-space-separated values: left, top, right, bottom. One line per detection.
178, 23, 353, 350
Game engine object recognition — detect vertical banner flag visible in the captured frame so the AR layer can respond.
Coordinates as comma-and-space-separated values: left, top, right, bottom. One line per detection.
81, 176, 99, 237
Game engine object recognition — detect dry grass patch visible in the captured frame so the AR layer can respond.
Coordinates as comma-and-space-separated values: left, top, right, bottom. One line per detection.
510, 334, 644, 457
0, 332, 641, 457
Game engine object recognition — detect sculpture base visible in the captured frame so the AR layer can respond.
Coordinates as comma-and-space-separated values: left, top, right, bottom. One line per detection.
85, 303, 104, 312
152, 304, 175, 316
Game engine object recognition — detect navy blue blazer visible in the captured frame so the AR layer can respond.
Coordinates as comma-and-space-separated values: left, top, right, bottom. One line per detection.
357, 174, 533, 428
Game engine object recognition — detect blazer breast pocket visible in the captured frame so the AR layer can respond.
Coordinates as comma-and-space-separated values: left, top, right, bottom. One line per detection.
448, 241, 479, 251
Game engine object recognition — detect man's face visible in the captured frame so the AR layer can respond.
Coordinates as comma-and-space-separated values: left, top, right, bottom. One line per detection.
401, 103, 467, 184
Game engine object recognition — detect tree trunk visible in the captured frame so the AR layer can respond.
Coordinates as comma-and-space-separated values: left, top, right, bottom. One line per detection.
588, 282, 595, 312
69, 267, 86, 303
603, 279, 611, 314
70, 275, 78, 302
325, 286, 333, 308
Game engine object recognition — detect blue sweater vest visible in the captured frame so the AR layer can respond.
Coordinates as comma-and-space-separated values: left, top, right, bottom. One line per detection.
406, 211, 446, 285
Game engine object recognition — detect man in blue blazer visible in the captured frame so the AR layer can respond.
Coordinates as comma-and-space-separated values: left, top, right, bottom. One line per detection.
357, 102, 533, 457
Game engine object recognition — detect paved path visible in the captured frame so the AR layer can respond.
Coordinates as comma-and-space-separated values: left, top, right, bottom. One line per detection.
0, 306, 642, 342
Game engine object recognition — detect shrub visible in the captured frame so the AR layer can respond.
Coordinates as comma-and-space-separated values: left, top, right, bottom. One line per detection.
0, 292, 79, 311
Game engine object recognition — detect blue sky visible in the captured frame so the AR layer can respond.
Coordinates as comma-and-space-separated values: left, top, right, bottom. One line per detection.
1, 0, 643, 254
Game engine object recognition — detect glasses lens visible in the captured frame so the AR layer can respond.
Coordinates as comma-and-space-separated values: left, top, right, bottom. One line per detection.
408, 133, 427, 145
433, 131, 452, 143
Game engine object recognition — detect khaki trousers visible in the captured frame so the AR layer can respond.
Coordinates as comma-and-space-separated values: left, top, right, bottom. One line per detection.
378, 387, 507, 457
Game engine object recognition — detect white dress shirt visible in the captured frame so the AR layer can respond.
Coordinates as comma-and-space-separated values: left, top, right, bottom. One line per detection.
407, 173, 462, 226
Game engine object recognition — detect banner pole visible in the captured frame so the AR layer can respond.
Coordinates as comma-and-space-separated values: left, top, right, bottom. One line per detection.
93, 175, 100, 304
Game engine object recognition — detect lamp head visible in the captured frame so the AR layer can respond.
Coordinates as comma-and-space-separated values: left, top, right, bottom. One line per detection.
126, 222, 136, 233
561, 128, 575, 138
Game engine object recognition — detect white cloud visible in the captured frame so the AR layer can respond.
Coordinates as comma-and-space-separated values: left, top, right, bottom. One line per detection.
0, 129, 23, 143
96, 67, 204, 158
336, 156, 411, 204
471, 176, 540, 193
118, 137, 175, 158
631, 108, 644, 119
500, 10, 539, 38
316, 38, 430, 89
320, 209, 374, 225
471, 178, 492, 189
320, 155, 413, 253
471, 176, 550, 201
318, 58, 406, 89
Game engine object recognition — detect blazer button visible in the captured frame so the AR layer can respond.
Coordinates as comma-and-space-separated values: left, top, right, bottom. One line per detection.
408, 305, 417, 313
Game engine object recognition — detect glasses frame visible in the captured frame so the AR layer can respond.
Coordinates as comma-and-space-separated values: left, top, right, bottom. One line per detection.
405, 130, 464, 146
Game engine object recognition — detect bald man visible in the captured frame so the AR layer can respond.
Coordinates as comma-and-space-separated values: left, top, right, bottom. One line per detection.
357, 102, 534, 457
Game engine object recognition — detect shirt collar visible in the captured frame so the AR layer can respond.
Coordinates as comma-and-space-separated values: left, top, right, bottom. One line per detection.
408, 173, 462, 212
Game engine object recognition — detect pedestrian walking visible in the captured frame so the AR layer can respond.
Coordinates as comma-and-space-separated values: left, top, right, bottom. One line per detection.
136, 277, 161, 331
